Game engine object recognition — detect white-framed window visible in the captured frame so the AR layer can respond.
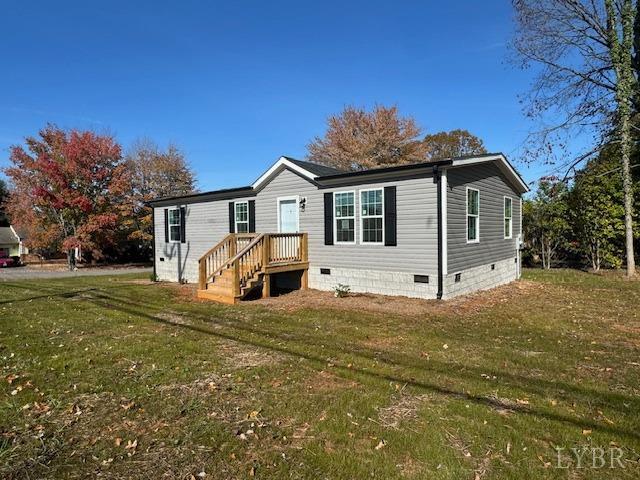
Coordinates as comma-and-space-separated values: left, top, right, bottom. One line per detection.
504, 196, 513, 239
334, 191, 355, 244
234, 201, 249, 233
360, 188, 384, 244
168, 207, 181, 243
466, 187, 479, 243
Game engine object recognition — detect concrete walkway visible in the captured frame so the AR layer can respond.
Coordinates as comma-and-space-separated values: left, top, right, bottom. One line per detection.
0, 267, 151, 281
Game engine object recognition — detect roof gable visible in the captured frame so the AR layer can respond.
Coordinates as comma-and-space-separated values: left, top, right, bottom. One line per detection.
252, 156, 340, 190
448, 154, 529, 193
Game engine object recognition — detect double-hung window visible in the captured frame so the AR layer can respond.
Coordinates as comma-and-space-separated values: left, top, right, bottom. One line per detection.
235, 201, 249, 233
168, 208, 181, 242
504, 197, 513, 239
334, 191, 355, 243
466, 188, 479, 243
360, 189, 383, 244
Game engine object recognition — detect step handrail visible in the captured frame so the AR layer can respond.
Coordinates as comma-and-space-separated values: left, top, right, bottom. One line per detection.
198, 233, 259, 289
206, 234, 265, 286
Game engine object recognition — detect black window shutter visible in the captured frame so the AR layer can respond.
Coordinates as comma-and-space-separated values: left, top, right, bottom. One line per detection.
384, 186, 397, 246
228, 202, 235, 233
164, 209, 169, 243
179, 207, 186, 243
248, 200, 256, 233
324, 192, 334, 245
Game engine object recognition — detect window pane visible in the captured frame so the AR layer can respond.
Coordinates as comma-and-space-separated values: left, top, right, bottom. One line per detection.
505, 218, 511, 237
169, 209, 180, 225
335, 192, 354, 218
467, 190, 478, 215
236, 222, 248, 233
170, 225, 181, 242
361, 189, 383, 216
505, 198, 512, 218
336, 218, 354, 242
362, 217, 383, 243
467, 216, 477, 241
235, 203, 248, 222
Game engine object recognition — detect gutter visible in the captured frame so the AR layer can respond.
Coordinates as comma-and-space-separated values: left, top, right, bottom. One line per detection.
434, 165, 443, 300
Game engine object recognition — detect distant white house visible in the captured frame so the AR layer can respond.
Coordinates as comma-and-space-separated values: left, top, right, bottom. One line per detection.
0, 226, 28, 257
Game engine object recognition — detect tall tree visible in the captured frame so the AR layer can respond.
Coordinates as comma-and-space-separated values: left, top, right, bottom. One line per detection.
605, 0, 637, 275
512, 0, 637, 276
423, 129, 487, 160
307, 105, 427, 170
4, 125, 130, 269
124, 139, 196, 255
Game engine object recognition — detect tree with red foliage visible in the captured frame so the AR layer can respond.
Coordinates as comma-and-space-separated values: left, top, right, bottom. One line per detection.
4, 125, 130, 269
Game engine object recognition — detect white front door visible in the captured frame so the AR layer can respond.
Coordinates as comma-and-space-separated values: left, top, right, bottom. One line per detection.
278, 198, 299, 233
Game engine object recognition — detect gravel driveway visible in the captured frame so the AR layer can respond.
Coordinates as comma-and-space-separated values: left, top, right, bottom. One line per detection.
0, 267, 152, 281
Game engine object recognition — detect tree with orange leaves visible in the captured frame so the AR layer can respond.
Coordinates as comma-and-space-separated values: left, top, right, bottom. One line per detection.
5, 125, 130, 269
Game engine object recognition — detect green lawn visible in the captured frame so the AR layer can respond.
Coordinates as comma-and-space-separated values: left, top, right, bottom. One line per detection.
1, 270, 639, 479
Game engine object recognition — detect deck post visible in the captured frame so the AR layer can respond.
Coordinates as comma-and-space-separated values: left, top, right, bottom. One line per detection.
229, 234, 237, 258
262, 273, 271, 298
198, 259, 206, 290
301, 233, 308, 289
262, 234, 270, 268
232, 259, 240, 297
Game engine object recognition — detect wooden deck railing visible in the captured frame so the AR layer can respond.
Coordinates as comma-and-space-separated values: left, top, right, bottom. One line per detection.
198, 233, 257, 289
198, 232, 308, 293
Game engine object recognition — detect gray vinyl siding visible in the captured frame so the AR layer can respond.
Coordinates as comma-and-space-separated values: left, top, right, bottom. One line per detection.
154, 166, 439, 282
153, 195, 253, 283
256, 168, 438, 275
446, 163, 522, 273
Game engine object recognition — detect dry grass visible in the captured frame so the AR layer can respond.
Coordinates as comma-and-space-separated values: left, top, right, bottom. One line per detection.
2, 269, 640, 479
254, 280, 546, 317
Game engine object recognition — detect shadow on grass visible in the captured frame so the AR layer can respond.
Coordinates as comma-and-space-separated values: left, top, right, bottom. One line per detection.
76, 287, 640, 443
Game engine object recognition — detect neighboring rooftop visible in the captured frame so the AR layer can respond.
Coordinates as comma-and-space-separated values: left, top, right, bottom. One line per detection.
0, 227, 19, 245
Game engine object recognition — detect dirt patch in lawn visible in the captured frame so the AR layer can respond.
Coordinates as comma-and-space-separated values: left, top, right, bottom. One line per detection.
304, 370, 360, 393
377, 393, 432, 430
255, 280, 545, 317
219, 342, 286, 369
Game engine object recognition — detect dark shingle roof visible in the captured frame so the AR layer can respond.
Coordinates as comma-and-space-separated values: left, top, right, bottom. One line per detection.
283, 157, 344, 176
0, 227, 18, 245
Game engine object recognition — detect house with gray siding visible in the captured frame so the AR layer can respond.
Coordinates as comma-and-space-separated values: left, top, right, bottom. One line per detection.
149, 153, 528, 303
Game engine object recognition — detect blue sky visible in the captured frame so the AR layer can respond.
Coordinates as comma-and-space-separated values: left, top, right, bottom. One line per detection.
1, 0, 548, 191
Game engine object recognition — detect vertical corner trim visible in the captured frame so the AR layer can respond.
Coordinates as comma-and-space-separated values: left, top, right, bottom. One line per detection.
435, 167, 444, 300
440, 169, 448, 276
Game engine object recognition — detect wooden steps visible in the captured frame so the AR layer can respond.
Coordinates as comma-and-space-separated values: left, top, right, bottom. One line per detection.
197, 232, 308, 305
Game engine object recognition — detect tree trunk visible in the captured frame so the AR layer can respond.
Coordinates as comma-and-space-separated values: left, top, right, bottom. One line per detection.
606, 0, 636, 277
620, 117, 636, 276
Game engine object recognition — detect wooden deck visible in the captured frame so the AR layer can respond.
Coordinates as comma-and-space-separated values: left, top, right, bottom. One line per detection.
197, 232, 308, 304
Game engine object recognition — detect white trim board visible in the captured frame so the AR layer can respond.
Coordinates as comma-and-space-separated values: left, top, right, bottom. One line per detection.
252, 156, 318, 190
441, 169, 448, 275
450, 154, 529, 194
